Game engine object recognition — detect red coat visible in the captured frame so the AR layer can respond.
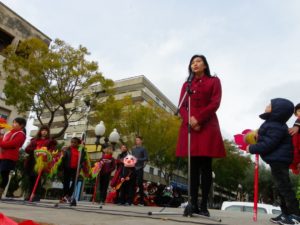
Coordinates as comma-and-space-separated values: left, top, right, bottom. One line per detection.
25, 138, 57, 154
176, 75, 226, 158
0, 129, 26, 161
290, 133, 300, 174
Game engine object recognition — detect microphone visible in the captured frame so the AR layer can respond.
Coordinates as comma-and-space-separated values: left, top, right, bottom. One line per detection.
187, 72, 194, 83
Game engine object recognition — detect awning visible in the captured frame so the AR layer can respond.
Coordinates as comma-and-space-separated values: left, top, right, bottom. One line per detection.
84, 144, 103, 152
170, 181, 188, 191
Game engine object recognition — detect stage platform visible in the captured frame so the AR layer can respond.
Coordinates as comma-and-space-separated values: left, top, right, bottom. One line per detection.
0, 199, 273, 225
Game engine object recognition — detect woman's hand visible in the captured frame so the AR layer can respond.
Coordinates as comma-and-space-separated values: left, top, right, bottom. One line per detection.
289, 126, 299, 136
245, 145, 249, 153
190, 116, 200, 131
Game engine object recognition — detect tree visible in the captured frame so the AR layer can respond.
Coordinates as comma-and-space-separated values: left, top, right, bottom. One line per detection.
91, 96, 132, 140
213, 140, 252, 193
1, 38, 113, 138
94, 98, 181, 184
241, 161, 299, 205
120, 101, 181, 184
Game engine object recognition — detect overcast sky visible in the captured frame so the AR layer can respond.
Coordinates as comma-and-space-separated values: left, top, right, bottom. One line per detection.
2, 0, 300, 140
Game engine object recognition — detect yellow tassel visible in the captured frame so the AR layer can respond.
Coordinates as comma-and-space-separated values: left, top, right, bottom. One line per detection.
0, 123, 12, 130
34, 148, 52, 174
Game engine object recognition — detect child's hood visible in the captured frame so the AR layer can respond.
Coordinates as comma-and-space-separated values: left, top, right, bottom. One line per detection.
260, 98, 294, 123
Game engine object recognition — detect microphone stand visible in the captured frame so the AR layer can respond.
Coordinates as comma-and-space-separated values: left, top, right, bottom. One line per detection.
183, 81, 193, 217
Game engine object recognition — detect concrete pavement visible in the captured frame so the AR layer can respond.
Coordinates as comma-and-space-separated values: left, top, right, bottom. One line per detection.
0, 199, 274, 225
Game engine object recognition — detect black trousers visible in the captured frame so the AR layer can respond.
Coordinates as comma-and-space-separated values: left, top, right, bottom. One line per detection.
0, 159, 16, 189
0, 170, 10, 189
28, 174, 42, 198
99, 173, 110, 203
119, 177, 135, 204
135, 168, 144, 204
270, 162, 300, 215
190, 156, 212, 210
63, 168, 77, 197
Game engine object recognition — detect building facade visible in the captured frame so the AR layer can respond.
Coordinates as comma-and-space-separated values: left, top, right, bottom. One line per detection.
33, 75, 177, 153
0, 2, 51, 123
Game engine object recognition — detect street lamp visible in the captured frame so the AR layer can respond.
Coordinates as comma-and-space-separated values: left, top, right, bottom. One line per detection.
109, 128, 120, 150
94, 121, 106, 151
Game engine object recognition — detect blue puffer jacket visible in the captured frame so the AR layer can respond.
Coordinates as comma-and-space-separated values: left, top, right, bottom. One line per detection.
249, 98, 294, 164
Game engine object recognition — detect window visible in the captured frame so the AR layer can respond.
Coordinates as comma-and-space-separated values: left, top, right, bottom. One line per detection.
0, 28, 14, 53
74, 97, 80, 107
0, 92, 6, 100
149, 167, 154, 175
73, 132, 83, 139
244, 206, 267, 214
272, 209, 281, 215
158, 170, 162, 177
69, 121, 78, 126
0, 113, 8, 120
224, 205, 242, 212
155, 96, 160, 103
64, 133, 73, 140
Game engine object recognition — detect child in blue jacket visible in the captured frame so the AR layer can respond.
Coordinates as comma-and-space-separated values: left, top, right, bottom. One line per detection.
247, 98, 300, 225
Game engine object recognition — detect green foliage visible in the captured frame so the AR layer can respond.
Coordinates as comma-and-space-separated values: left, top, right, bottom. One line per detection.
121, 101, 181, 184
240, 164, 274, 203
296, 176, 300, 201
93, 98, 181, 184
92, 95, 132, 140
2, 38, 113, 138
213, 140, 252, 192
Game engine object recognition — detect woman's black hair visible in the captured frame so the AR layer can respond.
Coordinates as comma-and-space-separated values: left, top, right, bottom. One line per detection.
14, 117, 27, 134
71, 137, 81, 144
36, 125, 50, 139
187, 55, 212, 81
295, 103, 300, 112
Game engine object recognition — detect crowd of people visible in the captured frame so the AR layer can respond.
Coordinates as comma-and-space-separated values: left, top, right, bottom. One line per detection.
0, 128, 151, 207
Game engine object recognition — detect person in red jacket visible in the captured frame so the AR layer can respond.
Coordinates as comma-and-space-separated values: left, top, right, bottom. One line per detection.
60, 137, 86, 203
289, 103, 300, 174
176, 55, 226, 217
24, 125, 57, 201
0, 117, 26, 199
98, 144, 116, 205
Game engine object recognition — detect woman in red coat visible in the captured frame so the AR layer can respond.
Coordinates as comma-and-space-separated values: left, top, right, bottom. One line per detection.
176, 55, 226, 217
24, 125, 57, 201
0, 117, 27, 199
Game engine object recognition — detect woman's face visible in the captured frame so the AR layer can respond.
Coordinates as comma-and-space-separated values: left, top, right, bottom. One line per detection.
12, 121, 23, 130
191, 57, 206, 74
40, 129, 48, 138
